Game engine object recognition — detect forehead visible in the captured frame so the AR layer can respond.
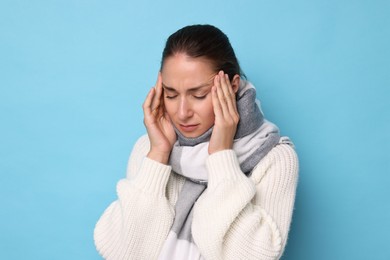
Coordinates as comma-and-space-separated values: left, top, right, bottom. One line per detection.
161, 54, 216, 90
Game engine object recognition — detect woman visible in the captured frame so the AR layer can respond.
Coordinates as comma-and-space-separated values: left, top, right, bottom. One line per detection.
94, 24, 298, 260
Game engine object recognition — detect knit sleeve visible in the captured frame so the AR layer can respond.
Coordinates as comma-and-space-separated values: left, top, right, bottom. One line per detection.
94, 135, 174, 260
192, 143, 298, 260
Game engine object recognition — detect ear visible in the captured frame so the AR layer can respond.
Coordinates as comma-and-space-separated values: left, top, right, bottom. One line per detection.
231, 74, 240, 94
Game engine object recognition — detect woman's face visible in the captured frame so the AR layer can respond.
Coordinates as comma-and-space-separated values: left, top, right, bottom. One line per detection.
161, 53, 216, 138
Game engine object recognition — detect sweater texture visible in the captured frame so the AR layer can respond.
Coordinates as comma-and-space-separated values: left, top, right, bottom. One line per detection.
94, 135, 298, 259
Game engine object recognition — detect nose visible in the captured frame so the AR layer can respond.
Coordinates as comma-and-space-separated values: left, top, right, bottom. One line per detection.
177, 97, 193, 121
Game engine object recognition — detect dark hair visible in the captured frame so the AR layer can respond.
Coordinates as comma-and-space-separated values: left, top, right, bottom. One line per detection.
161, 24, 245, 81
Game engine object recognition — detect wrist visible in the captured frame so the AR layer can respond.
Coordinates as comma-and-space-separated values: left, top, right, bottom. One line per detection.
147, 150, 170, 164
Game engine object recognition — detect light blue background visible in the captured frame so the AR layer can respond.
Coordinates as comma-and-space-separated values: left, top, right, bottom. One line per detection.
1, 0, 389, 259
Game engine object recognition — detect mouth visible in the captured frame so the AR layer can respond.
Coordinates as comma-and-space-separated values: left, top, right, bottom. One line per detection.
179, 124, 199, 132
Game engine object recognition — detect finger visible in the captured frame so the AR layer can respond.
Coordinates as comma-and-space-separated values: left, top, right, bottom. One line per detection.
157, 73, 166, 113
143, 87, 155, 117
155, 72, 163, 98
212, 77, 223, 119
221, 73, 238, 116
224, 73, 235, 101
219, 72, 235, 110
151, 73, 163, 110
219, 72, 235, 104
216, 73, 229, 117
226, 74, 239, 111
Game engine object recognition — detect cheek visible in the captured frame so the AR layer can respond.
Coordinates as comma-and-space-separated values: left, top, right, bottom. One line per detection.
198, 100, 215, 122
164, 101, 176, 117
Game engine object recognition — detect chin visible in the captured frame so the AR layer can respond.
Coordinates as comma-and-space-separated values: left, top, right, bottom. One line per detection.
181, 132, 201, 138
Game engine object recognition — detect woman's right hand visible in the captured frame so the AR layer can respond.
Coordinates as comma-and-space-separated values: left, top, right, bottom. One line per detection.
143, 72, 177, 164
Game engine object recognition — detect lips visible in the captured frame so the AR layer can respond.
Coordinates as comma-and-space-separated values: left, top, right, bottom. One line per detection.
179, 124, 199, 132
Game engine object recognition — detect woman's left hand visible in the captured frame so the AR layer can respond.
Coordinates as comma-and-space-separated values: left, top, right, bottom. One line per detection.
208, 71, 240, 154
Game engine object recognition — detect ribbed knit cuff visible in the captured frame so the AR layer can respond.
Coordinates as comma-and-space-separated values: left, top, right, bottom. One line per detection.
206, 150, 245, 189
133, 157, 172, 197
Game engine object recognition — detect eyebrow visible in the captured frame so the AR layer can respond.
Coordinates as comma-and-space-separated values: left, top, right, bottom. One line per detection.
162, 83, 211, 93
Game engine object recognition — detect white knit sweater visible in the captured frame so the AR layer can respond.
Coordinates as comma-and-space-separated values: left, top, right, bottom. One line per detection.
94, 135, 298, 260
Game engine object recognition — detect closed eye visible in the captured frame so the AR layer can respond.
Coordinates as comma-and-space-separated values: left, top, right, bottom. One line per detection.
165, 95, 177, 99
193, 95, 207, 100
